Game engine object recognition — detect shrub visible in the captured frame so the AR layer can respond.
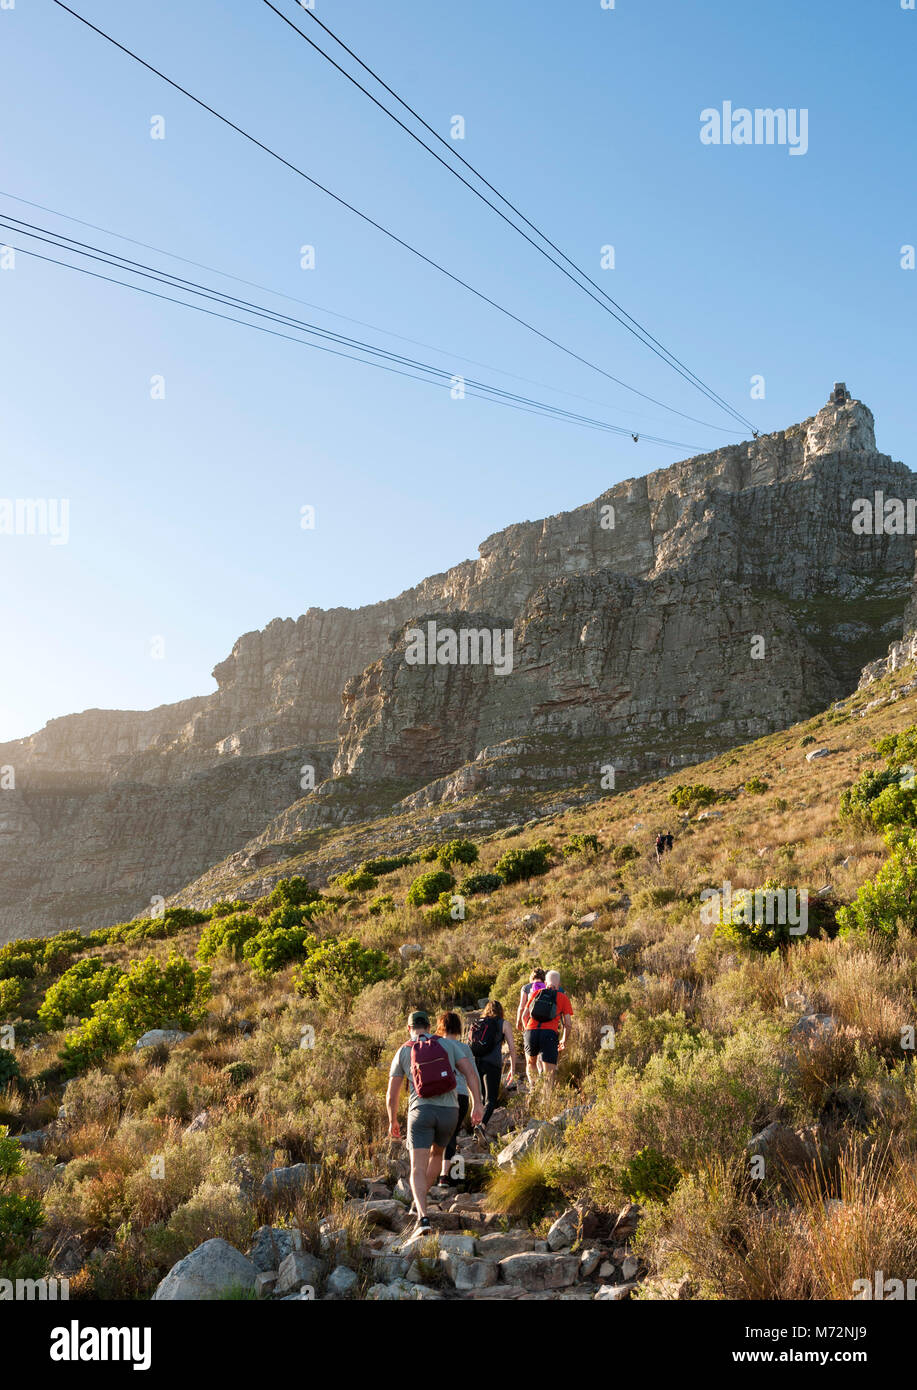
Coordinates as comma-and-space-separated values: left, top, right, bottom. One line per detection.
801, 735, 816, 746
493, 841, 552, 884
264, 877, 321, 910
406, 870, 455, 907
424, 891, 462, 928
0, 979, 24, 1019
368, 894, 396, 916
332, 869, 378, 893
669, 784, 718, 811
242, 925, 318, 979
59, 954, 211, 1074
0, 952, 36, 983
361, 854, 414, 876
836, 831, 917, 942
38, 959, 124, 1029
293, 938, 391, 1002
614, 843, 640, 865
620, 1146, 681, 1202
0, 1049, 22, 1089
437, 839, 479, 867
208, 899, 253, 918
713, 878, 814, 959
563, 833, 600, 857
744, 778, 769, 795
0, 1126, 44, 1263
411, 843, 441, 863
196, 913, 261, 963
459, 872, 503, 897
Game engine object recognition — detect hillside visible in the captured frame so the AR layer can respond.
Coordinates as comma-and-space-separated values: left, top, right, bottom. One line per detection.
3, 649, 917, 1301
2, 384, 914, 943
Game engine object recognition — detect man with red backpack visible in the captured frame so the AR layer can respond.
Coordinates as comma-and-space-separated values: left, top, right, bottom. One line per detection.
522, 970, 573, 1091
387, 1009, 483, 1231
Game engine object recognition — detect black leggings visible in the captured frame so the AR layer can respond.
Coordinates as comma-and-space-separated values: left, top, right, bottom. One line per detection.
477, 1060, 502, 1127
444, 1094, 469, 1162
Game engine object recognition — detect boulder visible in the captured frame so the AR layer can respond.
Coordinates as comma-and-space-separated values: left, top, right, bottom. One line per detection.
345, 1198, 412, 1231
398, 943, 423, 961
325, 1265, 359, 1298
255, 1271, 277, 1299
546, 1209, 579, 1251
445, 1255, 499, 1290
14, 1129, 49, 1153
805, 747, 832, 761
578, 1248, 603, 1278
275, 1251, 325, 1297
367, 1278, 442, 1301
496, 1121, 558, 1170
498, 1253, 579, 1290
790, 1013, 837, 1043
134, 1029, 191, 1051
260, 1162, 321, 1202
248, 1225, 300, 1272
152, 1238, 258, 1301
595, 1280, 638, 1300
476, 1232, 548, 1260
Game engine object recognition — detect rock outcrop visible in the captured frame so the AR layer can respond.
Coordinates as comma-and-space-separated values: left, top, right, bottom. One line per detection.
1, 387, 913, 939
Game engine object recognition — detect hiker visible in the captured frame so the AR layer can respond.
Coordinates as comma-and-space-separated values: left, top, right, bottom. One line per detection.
435, 1011, 475, 1186
515, 967, 546, 1031
665, 831, 674, 853
655, 832, 666, 863
522, 969, 573, 1091
469, 1000, 517, 1139
387, 1009, 483, 1230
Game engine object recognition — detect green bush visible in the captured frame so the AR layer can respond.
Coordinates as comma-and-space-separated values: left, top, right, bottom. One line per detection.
332, 868, 378, 893
361, 854, 414, 876
620, 1146, 681, 1203
368, 894, 396, 916
0, 1126, 43, 1264
744, 778, 769, 795
59, 954, 211, 1074
293, 938, 391, 1001
38, 959, 124, 1029
264, 876, 321, 910
713, 878, 814, 958
459, 872, 504, 896
406, 870, 455, 907
836, 831, 917, 942
424, 891, 463, 927
411, 843, 441, 863
208, 899, 254, 919
0, 1049, 22, 1089
0, 951, 36, 983
493, 841, 552, 884
242, 925, 318, 979
563, 833, 601, 857
0, 979, 25, 1019
668, 784, 718, 811
614, 844, 640, 865
197, 913, 261, 963
437, 839, 479, 867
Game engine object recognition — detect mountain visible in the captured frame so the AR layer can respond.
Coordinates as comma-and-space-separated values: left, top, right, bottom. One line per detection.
1, 384, 913, 942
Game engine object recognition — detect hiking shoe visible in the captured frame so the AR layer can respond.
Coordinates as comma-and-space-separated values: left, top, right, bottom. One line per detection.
473, 1123, 487, 1143
414, 1215, 432, 1233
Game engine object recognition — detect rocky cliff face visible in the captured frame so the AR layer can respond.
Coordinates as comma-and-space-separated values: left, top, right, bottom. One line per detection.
2, 387, 913, 939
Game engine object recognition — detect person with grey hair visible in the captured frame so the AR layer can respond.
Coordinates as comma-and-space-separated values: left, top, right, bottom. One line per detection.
521, 969, 573, 1091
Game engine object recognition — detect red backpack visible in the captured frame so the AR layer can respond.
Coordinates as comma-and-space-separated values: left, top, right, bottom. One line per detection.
409, 1036, 457, 1099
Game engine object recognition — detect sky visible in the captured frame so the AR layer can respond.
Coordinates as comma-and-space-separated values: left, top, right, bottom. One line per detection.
0, 0, 914, 742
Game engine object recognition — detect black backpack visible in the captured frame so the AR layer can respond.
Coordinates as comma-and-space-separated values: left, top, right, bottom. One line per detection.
469, 1014, 501, 1057
529, 987, 558, 1023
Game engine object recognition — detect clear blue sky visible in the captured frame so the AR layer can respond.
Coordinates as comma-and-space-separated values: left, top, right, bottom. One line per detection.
0, 0, 914, 742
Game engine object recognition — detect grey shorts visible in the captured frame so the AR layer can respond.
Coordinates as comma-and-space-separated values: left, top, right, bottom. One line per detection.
407, 1102, 458, 1151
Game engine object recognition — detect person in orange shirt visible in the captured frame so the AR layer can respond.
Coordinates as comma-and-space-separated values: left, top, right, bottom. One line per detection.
521, 969, 573, 1091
